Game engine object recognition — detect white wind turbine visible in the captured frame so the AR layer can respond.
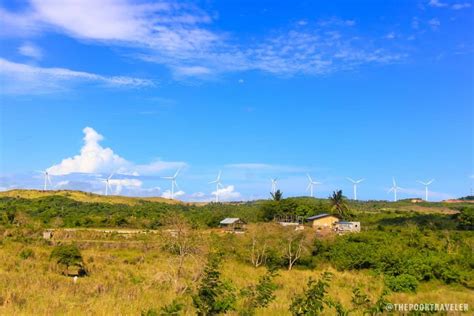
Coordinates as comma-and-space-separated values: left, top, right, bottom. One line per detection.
209, 171, 223, 202
417, 179, 435, 201
306, 174, 321, 198
37, 170, 52, 190
98, 172, 115, 196
346, 178, 365, 200
388, 177, 402, 202
162, 168, 181, 199
270, 178, 278, 195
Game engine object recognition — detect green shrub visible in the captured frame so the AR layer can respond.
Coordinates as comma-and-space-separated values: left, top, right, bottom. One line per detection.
19, 248, 35, 260
50, 244, 86, 276
289, 272, 332, 315
385, 274, 418, 292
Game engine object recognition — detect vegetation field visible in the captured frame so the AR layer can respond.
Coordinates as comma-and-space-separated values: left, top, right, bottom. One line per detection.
0, 190, 473, 315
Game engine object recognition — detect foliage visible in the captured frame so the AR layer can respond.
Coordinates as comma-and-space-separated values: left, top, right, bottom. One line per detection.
329, 190, 349, 219
50, 244, 86, 275
385, 274, 419, 292
270, 190, 283, 201
456, 207, 474, 230
159, 299, 184, 315
240, 269, 278, 315
192, 253, 236, 315
289, 272, 332, 315
19, 248, 35, 260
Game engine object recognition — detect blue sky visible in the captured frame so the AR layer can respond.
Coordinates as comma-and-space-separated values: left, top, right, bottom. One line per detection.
0, 0, 473, 201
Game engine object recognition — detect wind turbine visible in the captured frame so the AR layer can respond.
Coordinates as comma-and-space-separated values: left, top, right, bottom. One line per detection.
270, 178, 278, 195
388, 177, 402, 202
209, 171, 223, 202
37, 170, 52, 190
98, 172, 115, 196
417, 179, 435, 201
306, 174, 321, 198
162, 168, 181, 199
346, 178, 365, 200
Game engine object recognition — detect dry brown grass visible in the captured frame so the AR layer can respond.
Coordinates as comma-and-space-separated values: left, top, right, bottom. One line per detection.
1, 230, 472, 315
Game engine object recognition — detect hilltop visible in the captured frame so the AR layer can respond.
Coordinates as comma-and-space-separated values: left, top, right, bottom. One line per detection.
0, 189, 182, 206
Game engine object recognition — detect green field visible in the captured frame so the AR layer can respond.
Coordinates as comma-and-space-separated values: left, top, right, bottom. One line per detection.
0, 190, 473, 315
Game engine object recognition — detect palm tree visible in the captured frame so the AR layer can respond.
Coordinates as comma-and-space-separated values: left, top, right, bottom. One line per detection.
271, 189, 283, 201
329, 190, 349, 218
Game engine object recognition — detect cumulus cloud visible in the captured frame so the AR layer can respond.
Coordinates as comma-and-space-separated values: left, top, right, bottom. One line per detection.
0, 58, 153, 94
429, 0, 448, 7
212, 185, 241, 201
18, 42, 42, 59
47, 127, 186, 176
161, 189, 185, 199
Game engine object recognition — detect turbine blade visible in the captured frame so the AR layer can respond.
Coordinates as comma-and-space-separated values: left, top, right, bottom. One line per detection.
357, 178, 365, 183
306, 183, 311, 191
174, 168, 181, 178
427, 179, 435, 185
346, 177, 355, 183
307, 174, 313, 182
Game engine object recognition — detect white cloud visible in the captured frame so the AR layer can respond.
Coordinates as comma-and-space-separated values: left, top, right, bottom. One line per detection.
0, 58, 153, 94
47, 127, 185, 176
212, 185, 241, 201
452, 3, 472, 9
385, 32, 396, 39
429, 0, 448, 7
161, 189, 185, 199
109, 178, 142, 194
18, 42, 42, 59
0, 1, 405, 78
428, 18, 441, 29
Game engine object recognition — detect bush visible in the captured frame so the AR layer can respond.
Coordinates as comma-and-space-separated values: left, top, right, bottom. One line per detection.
50, 244, 86, 276
192, 253, 236, 315
385, 274, 418, 292
289, 272, 332, 315
19, 248, 35, 260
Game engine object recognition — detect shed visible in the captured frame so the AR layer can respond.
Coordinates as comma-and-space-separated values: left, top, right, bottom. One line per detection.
42, 230, 54, 239
306, 213, 340, 229
219, 218, 246, 233
335, 221, 361, 234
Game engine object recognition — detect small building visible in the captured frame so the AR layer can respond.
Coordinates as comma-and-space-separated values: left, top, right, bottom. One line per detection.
335, 221, 361, 234
306, 213, 340, 229
42, 230, 54, 239
274, 214, 305, 226
219, 218, 246, 233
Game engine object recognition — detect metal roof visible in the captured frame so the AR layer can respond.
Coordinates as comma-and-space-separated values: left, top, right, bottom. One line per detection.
306, 213, 338, 221
220, 218, 241, 224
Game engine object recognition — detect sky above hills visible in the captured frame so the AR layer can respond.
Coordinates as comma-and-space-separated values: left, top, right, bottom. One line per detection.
0, 0, 473, 201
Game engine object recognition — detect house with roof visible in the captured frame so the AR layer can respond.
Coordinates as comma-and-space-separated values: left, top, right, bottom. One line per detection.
306, 213, 341, 229
219, 218, 246, 233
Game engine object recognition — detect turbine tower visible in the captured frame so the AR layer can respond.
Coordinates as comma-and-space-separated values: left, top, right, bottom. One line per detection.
209, 171, 223, 202
417, 179, 435, 201
100, 172, 115, 196
306, 174, 321, 197
388, 177, 402, 202
38, 170, 52, 190
346, 178, 365, 200
162, 169, 181, 199
270, 178, 278, 195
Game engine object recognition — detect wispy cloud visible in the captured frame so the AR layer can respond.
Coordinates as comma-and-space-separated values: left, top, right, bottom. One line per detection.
0, 58, 153, 94
0, 1, 406, 79
18, 42, 42, 59
428, 0, 472, 9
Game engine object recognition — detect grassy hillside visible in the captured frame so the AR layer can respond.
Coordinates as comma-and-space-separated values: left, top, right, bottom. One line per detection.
0, 189, 181, 205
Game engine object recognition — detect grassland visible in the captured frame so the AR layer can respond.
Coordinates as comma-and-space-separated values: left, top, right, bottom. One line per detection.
0, 190, 473, 315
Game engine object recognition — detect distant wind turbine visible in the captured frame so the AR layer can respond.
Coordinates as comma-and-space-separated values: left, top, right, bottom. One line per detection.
388, 177, 402, 202
306, 174, 321, 197
37, 170, 52, 191
346, 178, 365, 200
270, 178, 278, 195
209, 171, 223, 202
98, 172, 115, 196
162, 168, 181, 199
417, 179, 435, 201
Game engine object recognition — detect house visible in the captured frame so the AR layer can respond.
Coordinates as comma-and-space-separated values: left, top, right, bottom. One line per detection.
219, 218, 246, 233
274, 214, 305, 226
306, 213, 340, 229
335, 221, 361, 234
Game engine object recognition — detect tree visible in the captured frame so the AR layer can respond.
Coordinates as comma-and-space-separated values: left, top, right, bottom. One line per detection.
50, 244, 86, 276
240, 268, 278, 315
289, 272, 332, 315
270, 190, 283, 201
192, 253, 236, 315
329, 190, 349, 218
282, 228, 308, 271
